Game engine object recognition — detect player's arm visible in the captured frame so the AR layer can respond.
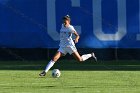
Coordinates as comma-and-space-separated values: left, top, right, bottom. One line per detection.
73, 30, 80, 43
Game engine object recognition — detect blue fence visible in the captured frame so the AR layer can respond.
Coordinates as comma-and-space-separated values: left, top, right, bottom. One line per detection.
0, 0, 140, 48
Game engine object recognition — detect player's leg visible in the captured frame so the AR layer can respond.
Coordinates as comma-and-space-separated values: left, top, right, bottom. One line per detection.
72, 51, 96, 62
70, 47, 97, 62
45, 51, 63, 72
39, 48, 66, 76
72, 51, 82, 61
82, 52, 97, 61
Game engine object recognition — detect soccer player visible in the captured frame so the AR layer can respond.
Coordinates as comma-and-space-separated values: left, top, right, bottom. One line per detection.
39, 15, 97, 76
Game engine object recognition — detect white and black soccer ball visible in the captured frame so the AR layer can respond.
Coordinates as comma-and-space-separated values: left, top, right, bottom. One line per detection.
52, 69, 61, 78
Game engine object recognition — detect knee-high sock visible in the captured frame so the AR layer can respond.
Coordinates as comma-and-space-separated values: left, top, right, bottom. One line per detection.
81, 54, 92, 61
45, 60, 55, 73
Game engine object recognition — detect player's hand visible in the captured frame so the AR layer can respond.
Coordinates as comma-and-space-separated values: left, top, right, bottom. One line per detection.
73, 31, 80, 43
75, 38, 79, 43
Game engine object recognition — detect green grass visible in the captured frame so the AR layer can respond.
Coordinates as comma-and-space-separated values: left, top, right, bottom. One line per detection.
0, 60, 140, 93
0, 70, 140, 93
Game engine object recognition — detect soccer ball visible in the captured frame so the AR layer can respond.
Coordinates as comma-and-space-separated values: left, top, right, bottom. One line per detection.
52, 69, 61, 78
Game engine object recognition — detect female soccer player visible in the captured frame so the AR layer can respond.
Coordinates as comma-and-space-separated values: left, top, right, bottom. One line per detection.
39, 15, 97, 76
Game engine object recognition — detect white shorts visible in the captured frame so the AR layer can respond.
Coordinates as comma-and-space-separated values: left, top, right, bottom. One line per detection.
58, 46, 77, 55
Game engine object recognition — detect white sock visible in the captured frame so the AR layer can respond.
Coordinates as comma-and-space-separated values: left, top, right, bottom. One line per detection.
81, 54, 92, 61
45, 60, 55, 73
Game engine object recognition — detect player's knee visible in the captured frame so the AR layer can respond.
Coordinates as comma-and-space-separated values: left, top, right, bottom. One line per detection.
52, 57, 59, 62
77, 57, 83, 62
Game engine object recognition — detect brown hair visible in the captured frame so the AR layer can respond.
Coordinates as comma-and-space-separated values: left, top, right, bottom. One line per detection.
62, 15, 71, 21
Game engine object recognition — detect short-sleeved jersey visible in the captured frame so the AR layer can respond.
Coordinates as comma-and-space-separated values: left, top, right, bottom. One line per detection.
59, 24, 76, 47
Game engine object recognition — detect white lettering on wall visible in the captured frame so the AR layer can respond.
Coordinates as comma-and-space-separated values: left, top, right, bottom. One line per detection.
92, 0, 127, 41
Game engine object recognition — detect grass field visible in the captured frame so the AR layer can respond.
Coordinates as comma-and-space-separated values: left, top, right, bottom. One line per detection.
0, 60, 140, 93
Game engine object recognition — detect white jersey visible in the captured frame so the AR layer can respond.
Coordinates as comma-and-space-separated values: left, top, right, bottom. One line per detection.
59, 24, 76, 47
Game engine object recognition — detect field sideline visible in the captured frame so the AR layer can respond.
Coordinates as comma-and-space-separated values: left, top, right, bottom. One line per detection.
0, 60, 140, 93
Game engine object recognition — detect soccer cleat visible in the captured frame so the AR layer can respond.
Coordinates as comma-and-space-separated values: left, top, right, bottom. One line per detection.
39, 71, 46, 76
91, 53, 97, 62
